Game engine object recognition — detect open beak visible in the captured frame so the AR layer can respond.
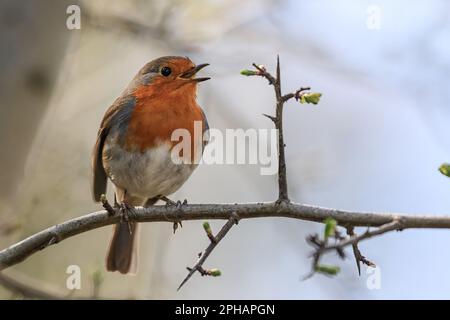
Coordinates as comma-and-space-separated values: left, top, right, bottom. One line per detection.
180, 63, 210, 82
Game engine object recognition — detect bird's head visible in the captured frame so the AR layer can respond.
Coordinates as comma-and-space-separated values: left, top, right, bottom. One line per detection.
132, 56, 210, 96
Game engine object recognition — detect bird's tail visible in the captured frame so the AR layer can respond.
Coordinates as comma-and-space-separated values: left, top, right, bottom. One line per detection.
105, 196, 158, 275
106, 222, 140, 275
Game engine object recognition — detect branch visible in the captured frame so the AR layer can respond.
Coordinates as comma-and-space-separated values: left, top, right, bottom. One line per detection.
0, 270, 116, 299
323, 219, 403, 254
281, 87, 311, 102
252, 57, 289, 202
0, 272, 63, 299
178, 213, 239, 290
305, 218, 402, 278
244, 60, 319, 202
1, 202, 450, 271
346, 226, 376, 275
83, 7, 196, 52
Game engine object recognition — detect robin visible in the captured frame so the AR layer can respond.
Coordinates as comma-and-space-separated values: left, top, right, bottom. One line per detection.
91, 56, 210, 274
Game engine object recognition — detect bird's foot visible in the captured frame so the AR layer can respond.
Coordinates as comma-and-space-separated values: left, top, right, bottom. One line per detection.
114, 202, 134, 235
173, 199, 188, 233
159, 196, 176, 207
160, 196, 187, 233
100, 194, 116, 216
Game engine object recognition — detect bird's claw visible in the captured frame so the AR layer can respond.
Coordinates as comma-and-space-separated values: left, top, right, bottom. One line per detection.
173, 221, 183, 234
165, 200, 177, 209
176, 199, 188, 209
172, 199, 188, 233
115, 202, 134, 235
160, 197, 188, 234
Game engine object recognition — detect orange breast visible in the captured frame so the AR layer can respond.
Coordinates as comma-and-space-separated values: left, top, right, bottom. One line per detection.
124, 83, 205, 160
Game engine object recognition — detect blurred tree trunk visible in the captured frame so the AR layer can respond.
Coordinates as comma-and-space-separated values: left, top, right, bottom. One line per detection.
0, 0, 75, 201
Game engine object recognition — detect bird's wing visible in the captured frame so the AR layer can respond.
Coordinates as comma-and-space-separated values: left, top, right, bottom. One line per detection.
91, 95, 136, 202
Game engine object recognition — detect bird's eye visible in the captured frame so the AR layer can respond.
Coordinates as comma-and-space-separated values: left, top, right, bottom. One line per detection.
160, 66, 172, 77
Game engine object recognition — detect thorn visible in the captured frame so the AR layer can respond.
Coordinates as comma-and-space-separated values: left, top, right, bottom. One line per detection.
276, 54, 280, 84
263, 113, 277, 122
346, 226, 375, 276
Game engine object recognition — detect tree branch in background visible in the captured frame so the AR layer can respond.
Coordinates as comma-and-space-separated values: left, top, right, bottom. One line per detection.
0, 272, 63, 299
1, 57, 450, 294
83, 5, 196, 52
0, 269, 115, 300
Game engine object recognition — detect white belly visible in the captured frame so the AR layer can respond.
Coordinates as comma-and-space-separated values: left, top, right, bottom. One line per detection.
102, 141, 198, 199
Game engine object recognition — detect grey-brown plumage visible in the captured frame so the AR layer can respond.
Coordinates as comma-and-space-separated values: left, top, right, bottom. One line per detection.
91, 56, 209, 275
92, 95, 136, 202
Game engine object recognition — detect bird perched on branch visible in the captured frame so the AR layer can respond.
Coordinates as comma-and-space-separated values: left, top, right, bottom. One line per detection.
92, 56, 210, 274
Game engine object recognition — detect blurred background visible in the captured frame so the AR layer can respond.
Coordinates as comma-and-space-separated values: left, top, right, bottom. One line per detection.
0, 0, 450, 299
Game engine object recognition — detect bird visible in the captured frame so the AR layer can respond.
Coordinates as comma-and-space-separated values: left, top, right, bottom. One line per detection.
91, 56, 210, 274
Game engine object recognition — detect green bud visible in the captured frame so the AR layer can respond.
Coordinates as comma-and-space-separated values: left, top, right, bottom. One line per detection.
300, 92, 322, 105
240, 69, 258, 76
203, 222, 212, 234
300, 95, 306, 104
208, 268, 222, 277
439, 163, 450, 178
324, 217, 337, 240
315, 264, 340, 276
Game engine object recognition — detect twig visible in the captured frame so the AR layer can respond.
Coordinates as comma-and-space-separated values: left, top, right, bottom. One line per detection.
282, 87, 311, 102
346, 226, 376, 275
252, 63, 276, 84
253, 56, 289, 202
178, 213, 239, 291
248, 59, 317, 203
323, 219, 403, 253
306, 219, 402, 278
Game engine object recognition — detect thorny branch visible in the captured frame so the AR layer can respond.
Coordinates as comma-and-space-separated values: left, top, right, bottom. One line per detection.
305, 219, 403, 278
2, 201, 450, 272
1, 57, 450, 295
178, 213, 239, 290
252, 57, 290, 202
325, 219, 404, 253
346, 226, 376, 275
